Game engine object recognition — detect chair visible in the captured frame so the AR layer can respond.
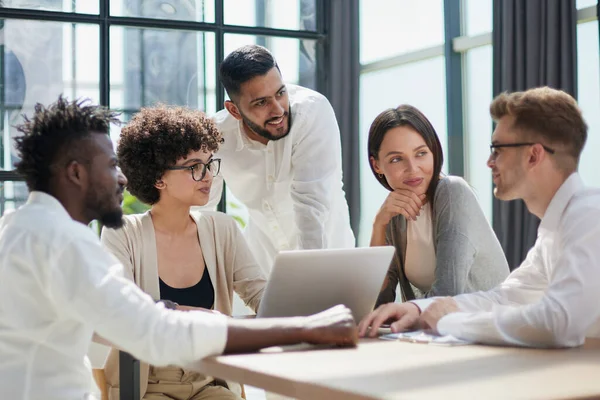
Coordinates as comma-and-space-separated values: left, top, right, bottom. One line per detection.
92, 353, 246, 400
92, 368, 108, 400
91, 352, 140, 400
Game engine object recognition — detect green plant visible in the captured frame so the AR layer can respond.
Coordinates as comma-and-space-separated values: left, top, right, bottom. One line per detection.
122, 190, 150, 215
119, 191, 247, 229
226, 200, 247, 229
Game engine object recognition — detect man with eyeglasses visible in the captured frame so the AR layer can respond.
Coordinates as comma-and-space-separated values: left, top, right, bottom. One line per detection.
202, 45, 355, 274
359, 86, 600, 348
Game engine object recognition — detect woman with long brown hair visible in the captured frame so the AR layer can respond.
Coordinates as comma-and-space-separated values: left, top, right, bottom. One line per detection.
368, 105, 508, 304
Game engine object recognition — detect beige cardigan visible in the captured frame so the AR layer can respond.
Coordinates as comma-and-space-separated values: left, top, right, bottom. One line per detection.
99, 210, 267, 400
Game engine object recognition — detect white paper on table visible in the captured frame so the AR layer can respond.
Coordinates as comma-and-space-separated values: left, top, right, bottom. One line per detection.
379, 330, 473, 346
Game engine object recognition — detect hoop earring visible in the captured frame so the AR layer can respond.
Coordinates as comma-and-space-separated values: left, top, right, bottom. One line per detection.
378, 173, 384, 179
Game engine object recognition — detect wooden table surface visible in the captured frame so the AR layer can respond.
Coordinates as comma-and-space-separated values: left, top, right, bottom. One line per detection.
191, 338, 600, 400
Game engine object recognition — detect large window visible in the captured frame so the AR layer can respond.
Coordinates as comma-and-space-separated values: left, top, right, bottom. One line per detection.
464, 44, 493, 221
360, 0, 444, 64
578, 0, 599, 9
110, 0, 214, 22
0, 0, 323, 217
224, 0, 316, 31
110, 28, 217, 116
0, 18, 101, 215
2, 0, 98, 13
464, 0, 492, 36
578, 20, 600, 188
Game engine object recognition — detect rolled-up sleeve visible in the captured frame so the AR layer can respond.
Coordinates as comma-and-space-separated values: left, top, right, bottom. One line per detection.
436, 208, 600, 348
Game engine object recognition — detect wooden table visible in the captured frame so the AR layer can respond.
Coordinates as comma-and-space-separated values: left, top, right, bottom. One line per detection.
191, 338, 600, 400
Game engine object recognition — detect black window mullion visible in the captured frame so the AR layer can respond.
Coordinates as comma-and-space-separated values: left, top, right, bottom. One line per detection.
99, 0, 110, 107
0, 30, 5, 215
443, 0, 465, 176
0, 7, 101, 23
215, 0, 227, 213
315, 0, 329, 96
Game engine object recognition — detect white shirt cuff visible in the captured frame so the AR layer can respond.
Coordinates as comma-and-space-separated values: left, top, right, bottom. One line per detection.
436, 312, 467, 336
187, 311, 229, 359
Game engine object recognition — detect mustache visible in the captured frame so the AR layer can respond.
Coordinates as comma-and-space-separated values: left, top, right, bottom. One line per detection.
265, 112, 289, 124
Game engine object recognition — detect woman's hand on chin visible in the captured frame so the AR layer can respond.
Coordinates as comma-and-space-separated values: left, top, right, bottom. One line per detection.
375, 188, 426, 225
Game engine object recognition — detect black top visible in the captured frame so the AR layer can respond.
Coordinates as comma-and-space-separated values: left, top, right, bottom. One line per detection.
159, 266, 215, 309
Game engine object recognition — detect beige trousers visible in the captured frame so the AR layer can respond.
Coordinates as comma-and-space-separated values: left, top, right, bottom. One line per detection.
265, 394, 295, 400
142, 366, 242, 400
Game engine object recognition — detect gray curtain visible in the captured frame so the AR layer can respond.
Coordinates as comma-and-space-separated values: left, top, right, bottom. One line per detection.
492, 0, 578, 270
323, 0, 361, 241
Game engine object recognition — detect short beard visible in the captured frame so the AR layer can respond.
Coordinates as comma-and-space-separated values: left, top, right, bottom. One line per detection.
85, 186, 124, 229
240, 106, 292, 142
99, 210, 124, 228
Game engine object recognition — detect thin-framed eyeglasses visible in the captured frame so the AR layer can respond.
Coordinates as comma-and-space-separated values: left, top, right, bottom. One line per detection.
166, 158, 221, 181
489, 142, 555, 160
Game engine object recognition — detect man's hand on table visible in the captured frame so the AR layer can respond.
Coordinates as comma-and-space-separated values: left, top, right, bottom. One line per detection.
358, 302, 421, 338
419, 297, 459, 333
301, 305, 358, 347
358, 297, 461, 337
224, 305, 358, 354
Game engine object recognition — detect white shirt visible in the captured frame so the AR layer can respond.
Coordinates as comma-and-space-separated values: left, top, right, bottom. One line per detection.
206, 84, 355, 273
404, 203, 436, 292
413, 173, 600, 347
0, 192, 228, 400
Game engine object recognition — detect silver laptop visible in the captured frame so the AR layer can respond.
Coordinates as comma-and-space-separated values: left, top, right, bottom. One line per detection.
256, 246, 395, 322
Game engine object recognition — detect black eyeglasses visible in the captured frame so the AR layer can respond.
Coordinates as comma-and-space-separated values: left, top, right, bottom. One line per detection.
489, 142, 555, 159
166, 158, 221, 181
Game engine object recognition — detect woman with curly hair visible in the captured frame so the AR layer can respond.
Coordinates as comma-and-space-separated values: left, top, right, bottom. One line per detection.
100, 105, 266, 400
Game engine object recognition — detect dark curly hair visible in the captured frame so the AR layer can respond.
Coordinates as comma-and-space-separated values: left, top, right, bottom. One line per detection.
14, 95, 119, 192
117, 105, 223, 205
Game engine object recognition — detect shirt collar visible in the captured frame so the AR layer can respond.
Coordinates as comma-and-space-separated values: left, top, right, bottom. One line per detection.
539, 172, 585, 233
27, 191, 72, 220
234, 120, 247, 152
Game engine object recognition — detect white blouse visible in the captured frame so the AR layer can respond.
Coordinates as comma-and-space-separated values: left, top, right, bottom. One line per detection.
404, 203, 437, 292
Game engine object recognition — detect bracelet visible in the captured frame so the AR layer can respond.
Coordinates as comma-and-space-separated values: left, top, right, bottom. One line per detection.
158, 299, 179, 310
